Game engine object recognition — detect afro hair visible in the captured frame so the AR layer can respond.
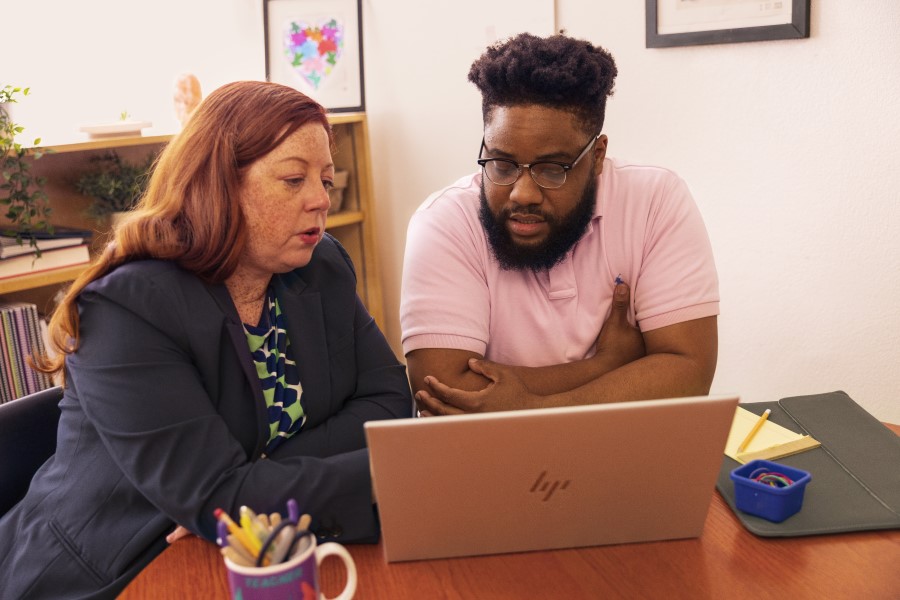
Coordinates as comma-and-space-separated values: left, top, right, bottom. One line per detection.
468, 32, 618, 134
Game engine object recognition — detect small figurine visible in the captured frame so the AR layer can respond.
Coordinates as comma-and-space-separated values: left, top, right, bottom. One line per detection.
173, 73, 202, 128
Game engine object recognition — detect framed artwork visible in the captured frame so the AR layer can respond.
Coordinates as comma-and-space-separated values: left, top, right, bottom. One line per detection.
264, 0, 365, 112
646, 0, 810, 48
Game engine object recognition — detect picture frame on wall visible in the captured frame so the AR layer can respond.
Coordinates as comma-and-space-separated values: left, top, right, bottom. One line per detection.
646, 0, 810, 48
264, 0, 365, 112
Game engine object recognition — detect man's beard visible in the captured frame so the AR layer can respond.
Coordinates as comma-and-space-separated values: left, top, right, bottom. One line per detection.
479, 175, 597, 272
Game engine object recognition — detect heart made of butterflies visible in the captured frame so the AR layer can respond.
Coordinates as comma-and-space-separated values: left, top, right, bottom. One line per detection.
282, 18, 344, 90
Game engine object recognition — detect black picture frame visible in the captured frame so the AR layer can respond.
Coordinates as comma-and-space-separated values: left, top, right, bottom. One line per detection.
646, 0, 810, 48
263, 0, 365, 112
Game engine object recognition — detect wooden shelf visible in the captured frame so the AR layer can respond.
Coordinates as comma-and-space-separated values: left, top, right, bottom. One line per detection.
0, 264, 88, 294
1, 112, 385, 327
35, 134, 175, 155
326, 210, 364, 229
25, 111, 368, 155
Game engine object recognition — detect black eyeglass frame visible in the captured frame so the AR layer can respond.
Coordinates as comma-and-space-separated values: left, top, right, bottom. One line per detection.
476, 133, 601, 189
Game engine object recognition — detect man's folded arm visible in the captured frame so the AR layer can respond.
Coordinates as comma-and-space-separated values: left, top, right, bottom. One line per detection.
542, 315, 718, 407
411, 315, 717, 414
407, 281, 648, 400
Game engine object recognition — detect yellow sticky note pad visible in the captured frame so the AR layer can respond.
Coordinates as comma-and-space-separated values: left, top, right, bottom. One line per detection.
725, 407, 821, 463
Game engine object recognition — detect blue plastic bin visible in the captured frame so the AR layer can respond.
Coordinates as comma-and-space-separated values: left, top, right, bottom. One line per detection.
730, 459, 811, 523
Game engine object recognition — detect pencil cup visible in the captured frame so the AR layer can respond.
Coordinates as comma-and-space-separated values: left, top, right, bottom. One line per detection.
224, 536, 357, 600
730, 459, 811, 523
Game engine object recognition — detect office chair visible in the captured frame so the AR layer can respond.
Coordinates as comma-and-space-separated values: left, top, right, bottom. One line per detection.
0, 386, 62, 516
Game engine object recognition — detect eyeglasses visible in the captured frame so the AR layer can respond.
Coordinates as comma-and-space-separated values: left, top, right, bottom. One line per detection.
477, 133, 600, 189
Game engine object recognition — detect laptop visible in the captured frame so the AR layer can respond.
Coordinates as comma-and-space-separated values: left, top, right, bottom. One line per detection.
365, 394, 739, 562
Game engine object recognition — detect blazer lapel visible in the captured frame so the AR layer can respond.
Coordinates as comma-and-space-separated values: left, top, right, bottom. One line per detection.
206, 281, 270, 456
274, 273, 332, 426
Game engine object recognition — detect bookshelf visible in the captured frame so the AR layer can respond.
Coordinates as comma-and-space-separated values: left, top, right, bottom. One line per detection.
0, 113, 385, 326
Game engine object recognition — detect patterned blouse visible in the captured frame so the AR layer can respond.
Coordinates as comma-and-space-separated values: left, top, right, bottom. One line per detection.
242, 289, 306, 456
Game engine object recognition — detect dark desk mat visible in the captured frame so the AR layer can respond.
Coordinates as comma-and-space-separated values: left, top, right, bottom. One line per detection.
716, 391, 900, 537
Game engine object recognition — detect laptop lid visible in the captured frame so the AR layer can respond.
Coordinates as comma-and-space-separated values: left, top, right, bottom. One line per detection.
365, 394, 739, 562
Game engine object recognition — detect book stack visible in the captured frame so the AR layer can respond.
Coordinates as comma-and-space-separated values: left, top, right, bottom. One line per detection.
0, 226, 92, 281
0, 302, 54, 402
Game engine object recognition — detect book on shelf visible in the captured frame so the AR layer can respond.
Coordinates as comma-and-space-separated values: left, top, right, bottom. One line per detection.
0, 237, 89, 259
0, 225, 93, 259
0, 302, 54, 403
0, 244, 91, 281
0, 225, 94, 241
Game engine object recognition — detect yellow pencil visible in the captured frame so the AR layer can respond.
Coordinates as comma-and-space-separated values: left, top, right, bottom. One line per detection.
737, 409, 771, 454
214, 508, 261, 558
240, 506, 269, 543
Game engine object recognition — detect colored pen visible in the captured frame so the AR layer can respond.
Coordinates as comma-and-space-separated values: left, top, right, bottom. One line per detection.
269, 523, 297, 564
216, 520, 229, 548
738, 409, 771, 454
285, 531, 313, 561
298, 513, 311, 532
214, 508, 261, 557
287, 498, 299, 522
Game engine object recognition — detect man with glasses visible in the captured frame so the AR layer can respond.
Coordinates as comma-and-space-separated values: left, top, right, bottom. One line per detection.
401, 33, 719, 414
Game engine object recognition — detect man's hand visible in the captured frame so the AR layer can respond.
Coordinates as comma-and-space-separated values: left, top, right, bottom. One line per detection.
593, 281, 645, 368
416, 358, 537, 415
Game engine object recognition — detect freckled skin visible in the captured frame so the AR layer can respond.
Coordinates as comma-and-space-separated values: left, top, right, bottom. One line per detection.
225, 123, 335, 324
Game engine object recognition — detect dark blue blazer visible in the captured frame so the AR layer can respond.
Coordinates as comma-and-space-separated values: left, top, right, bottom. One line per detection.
0, 235, 412, 599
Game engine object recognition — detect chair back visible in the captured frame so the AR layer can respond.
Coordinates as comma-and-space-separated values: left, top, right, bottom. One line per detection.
0, 386, 62, 515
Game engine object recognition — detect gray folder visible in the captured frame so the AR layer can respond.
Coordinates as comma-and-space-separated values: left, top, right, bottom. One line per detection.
716, 390, 900, 536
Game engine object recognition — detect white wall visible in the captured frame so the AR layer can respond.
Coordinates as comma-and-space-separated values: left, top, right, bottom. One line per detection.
4, 1, 898, 422
361, 0, 554, 357
555, 1, 900, 422
2, 0, 263, 142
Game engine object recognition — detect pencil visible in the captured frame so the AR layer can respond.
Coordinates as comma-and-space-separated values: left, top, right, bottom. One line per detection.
226, 535, 256, 564
239, 506, 269, 543
214, 508, 261, 558
737, 408, 771, 454
221, 545, 255, 568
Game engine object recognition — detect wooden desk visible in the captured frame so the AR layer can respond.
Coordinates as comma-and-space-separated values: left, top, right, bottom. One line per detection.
121, 425, 900, 600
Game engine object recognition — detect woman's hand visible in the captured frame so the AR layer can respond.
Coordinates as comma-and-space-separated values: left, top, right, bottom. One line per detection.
166, 525, 194, 544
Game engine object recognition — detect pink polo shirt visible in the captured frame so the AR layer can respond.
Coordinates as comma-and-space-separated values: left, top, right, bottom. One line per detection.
400, 158, 719, 367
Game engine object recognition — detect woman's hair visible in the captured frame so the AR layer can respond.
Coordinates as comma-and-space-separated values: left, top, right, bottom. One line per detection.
468, 32, 618, 135
33, 80, 332, 379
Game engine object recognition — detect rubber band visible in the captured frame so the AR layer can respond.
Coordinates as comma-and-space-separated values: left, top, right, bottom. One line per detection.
748, 468, 794, 488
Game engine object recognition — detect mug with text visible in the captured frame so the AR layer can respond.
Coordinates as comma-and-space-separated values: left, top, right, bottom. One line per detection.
224, 534, 356, 600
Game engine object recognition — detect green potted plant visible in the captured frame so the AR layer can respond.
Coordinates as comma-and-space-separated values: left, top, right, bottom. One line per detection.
1, 85, 52, 250
75, 150, 156, 222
